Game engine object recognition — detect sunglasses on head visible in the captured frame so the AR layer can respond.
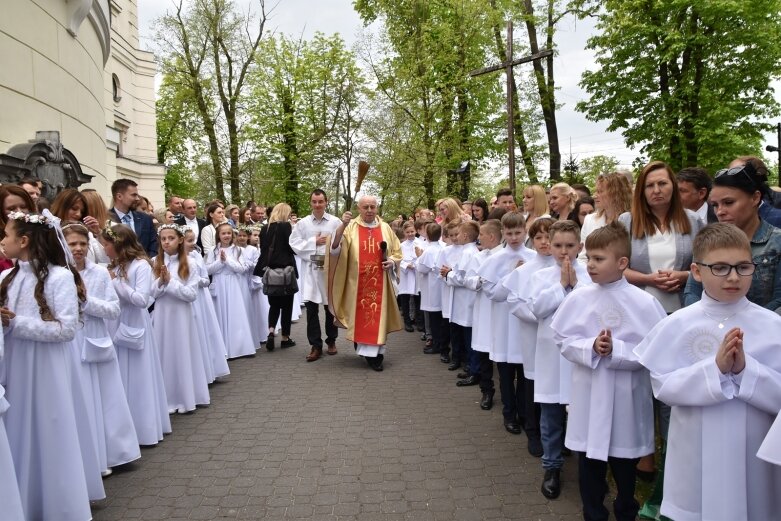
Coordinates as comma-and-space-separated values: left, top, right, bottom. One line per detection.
715, 164, 757, 188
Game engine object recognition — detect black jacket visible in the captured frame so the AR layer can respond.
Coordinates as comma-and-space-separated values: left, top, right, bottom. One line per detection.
254, 222, 298, 277
109, 208, 158, 258
174, 216, 207, 251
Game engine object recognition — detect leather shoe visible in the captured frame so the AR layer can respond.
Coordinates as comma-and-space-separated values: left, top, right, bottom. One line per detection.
326, 343, 338, 355
504, 420, 521, 435
447, 362, 461, 371
541, 469, 561, 499
480, 390, 494, 410
456, 375, 480, 387
423, 347, 441, 354
440, 354, 451, 363
306, 347, 322, 362
404, 324, 414, 332
527, 437, 543, 457
266, 333, 275, 351
456, 371, 470, 379
280, 339, 296, 348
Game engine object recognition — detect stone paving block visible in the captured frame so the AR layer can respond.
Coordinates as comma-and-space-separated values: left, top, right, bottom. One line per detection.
92, 319, 586, 520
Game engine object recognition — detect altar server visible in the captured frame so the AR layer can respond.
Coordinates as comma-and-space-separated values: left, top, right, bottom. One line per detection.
551, 222, 666, 521
417, 223, 445, 358
528, 219, 591, 499
102, 223, 171, 445
482, 213, 536, 434
398, 221, 419, 332
636, 223, 781, 521
505, 217, 556, 456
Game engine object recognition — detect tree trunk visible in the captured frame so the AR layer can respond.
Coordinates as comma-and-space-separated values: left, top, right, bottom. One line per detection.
281, 87, 299, 214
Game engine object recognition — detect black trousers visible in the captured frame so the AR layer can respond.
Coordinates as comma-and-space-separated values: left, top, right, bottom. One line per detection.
450, 323, 471, 365
440, 317, 451, 355
522, 374, 541, 440
474, 351, 494, 392
268, 294, 294, 337
305, 302, 337, 349
497, 362, 525, 423
578, 453, 640, 521
413, 293, 424, 327
428, 310, 443, 349
398, 294, 414, 326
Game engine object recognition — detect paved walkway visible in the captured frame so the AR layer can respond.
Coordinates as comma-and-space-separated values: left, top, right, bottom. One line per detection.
92, 319, 582, 521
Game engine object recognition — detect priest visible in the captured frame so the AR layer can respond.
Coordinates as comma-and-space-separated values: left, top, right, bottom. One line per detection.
327, 194, 402, 371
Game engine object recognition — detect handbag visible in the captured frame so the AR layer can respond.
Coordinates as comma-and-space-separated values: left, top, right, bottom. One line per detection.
82, 336, 117, 363
261, 224, 299, 296
113, 323, 145, 350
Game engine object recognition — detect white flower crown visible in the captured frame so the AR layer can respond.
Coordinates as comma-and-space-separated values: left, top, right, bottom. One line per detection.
7, 211, 55, 228
157, 223, 186, 236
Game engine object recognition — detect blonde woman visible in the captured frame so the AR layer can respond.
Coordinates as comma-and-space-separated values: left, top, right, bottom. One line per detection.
522, 185, 550, 229
438, 197, 470, 226
578, 172, 633, 260
225, 204, 240, 226
254, 203, 298, 350
548, 182, 579, 220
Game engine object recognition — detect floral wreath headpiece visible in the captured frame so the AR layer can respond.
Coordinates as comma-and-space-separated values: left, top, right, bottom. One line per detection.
8, 210, 75, 267
7, 211, 54, 227
157, 223, 186, 236
103, 220, 118, 240
236, 224, 253, 234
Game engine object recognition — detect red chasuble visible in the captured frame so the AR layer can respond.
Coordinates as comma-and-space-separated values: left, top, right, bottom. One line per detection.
353, 225, 384, 344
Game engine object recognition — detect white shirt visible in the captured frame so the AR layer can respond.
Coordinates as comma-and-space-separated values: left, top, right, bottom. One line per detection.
115, 209, 135, 232
578, 212, 607, 262
695, 201, 709, 223
184, 216, 200, 238
645, 228, 680, 313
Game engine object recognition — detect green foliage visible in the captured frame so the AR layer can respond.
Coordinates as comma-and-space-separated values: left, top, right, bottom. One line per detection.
578, 155, 620, 189
577, 0, 781, 173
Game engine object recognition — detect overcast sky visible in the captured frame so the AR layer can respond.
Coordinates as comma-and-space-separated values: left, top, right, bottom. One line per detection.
137, 0, 780, 174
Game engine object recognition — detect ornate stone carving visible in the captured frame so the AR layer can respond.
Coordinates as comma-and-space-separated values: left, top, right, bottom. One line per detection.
0, 131, 94, 201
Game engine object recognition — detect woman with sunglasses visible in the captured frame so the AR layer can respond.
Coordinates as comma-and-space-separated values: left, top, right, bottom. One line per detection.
683, 157, 781, 311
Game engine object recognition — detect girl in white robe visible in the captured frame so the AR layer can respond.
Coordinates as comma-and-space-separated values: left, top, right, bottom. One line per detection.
152, 225, 210, 414
65, 224, 140, 474
0, 334, 25, 520
0, 212, 94, 521
206, 222, 256, 359
240, 232, 269, 347
758, 411, 781, 465
184, 229, 229, 381
101, 223, 171, 445
236, 228, 262, 347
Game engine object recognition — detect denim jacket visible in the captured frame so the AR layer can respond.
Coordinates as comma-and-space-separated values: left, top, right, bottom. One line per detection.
683, 219, 781, 313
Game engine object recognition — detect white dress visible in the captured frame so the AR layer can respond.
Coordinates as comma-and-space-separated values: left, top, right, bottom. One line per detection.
76, 260, 140, 469
636, 293, 781, 521
551, 278, 667, 461
0, 262, 93, 521
758, 411, 781, 465
108, 259, 171, 445
151, 253, 210, 413
189, 252, 230, 380
504, 254, 556, 368
528, 260, 591, 404
0, 337, 25, 521
206, 245, 256, 359
242, 246, 268, 346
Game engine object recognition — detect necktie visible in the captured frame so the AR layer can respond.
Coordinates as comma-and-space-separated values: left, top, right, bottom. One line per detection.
121, 213, 134, 232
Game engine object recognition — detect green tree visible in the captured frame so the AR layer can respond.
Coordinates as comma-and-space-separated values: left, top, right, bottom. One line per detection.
154, 0, 267, 204
577, 0, 781, 173
579, 155, 619, 188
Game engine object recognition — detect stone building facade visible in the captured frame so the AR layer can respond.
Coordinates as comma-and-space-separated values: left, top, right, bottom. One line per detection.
0, 0, 165, 207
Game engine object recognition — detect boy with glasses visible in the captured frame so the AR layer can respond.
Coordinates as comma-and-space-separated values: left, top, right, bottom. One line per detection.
636, 223, 781, 521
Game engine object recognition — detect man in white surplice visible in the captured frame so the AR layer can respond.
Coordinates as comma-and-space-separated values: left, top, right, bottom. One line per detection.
289, 189, 341, 362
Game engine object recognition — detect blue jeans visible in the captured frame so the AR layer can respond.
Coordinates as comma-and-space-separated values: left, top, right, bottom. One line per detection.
540, 403, 566, 470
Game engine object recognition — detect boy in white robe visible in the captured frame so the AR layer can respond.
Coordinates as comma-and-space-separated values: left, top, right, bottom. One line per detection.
413, 219, 429, 336
551, 222, 666, 521
636, 223, 781, 521
528, 219, 591, 500
437, 222, 461, 365
484, 213, 536, 434
467, 220, 503, 409
417, 223, 444, 359
442, 221, 480, 376
398, 222, 419, 332
506, 217, 557, 457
